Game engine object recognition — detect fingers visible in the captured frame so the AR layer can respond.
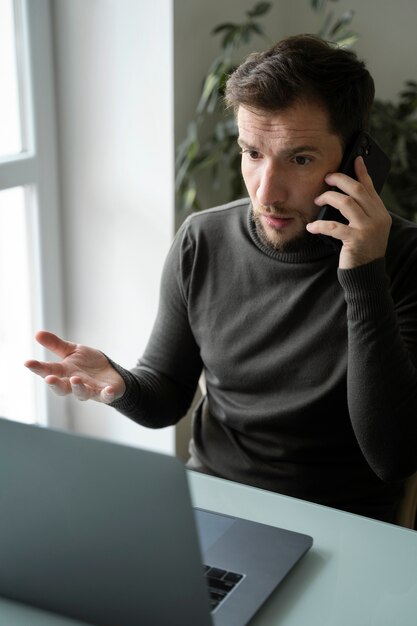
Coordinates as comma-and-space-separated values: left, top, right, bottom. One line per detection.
35, 330, 78, 359
354, 154, 380, 198
306, 218, 348, 240
70, 378, 99, 401
325, 156, 373, 194
40, 375, 115, 403
27, 330, 123, 405
24, 359, 68, 380
69, 378, 116, 403
44, 375, 73, 396
315, 157, 384, 223
308, 157, 392, 269
311, 156, 389, 231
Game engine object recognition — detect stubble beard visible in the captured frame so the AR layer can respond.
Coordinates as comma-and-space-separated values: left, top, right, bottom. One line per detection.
252, 209, 317, 253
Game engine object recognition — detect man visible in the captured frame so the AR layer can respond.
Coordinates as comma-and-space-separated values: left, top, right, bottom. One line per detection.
26, 35, 417, 523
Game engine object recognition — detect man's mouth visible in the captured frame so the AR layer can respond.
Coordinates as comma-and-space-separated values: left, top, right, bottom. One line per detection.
263, 213, 294, 230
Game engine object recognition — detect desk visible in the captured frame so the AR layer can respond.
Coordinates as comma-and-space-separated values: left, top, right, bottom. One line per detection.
189, 472, 417, 626
0, 471, 416, 625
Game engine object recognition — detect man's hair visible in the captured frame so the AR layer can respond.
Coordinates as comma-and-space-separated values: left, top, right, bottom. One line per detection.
225, 34, 375, 147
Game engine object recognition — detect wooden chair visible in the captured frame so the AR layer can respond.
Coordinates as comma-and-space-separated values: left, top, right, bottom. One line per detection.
395, 472, 417, 529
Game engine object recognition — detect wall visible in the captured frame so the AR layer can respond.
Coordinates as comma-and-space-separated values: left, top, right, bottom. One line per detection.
52, 0, 175, 453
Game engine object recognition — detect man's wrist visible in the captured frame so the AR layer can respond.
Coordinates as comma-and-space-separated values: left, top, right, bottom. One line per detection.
337, 258, 392, 321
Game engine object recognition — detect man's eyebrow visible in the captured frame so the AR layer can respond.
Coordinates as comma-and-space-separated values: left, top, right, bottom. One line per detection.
281, 145, 322, 157
237, 138, 322, 156
237, 138, 255, 150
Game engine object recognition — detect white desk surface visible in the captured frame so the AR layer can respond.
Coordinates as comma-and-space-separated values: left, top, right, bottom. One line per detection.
189, 471, 417, 626
0, 470, 416, 625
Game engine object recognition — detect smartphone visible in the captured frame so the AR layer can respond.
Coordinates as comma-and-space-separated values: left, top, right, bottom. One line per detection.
317, 131, 391, 224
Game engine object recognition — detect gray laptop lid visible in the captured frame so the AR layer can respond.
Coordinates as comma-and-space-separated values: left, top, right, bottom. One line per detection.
0, 418, 312, 626
0, 417, 212, 626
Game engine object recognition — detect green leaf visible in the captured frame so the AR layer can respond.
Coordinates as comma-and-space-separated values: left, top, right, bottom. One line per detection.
184, 187, 197, 209
248, 22, 264, 37
187, 139, 199, 162
221, 26, 247, 51
310, 0, 328, 13
202, 72, 220, 101
330, 10, 355, 36
246, 2, 271, 18
334, 34, 358, 48
196, 64, 227, 115
211, 23, 237, 35
317, 11, 334, 37
398, 81, 417, 117
370, 84, 417, 221
239, 22, 266, 44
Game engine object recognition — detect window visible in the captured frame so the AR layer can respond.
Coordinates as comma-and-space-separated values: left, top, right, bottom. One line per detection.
0, 187, 35, 422
0, 0, 21, 156
0, 0, 64, 425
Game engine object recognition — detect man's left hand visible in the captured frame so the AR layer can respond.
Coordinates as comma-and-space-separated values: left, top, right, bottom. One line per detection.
307, 156, 392, 269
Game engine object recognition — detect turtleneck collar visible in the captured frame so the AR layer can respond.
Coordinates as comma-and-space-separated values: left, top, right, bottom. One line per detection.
247, 205, 338, 263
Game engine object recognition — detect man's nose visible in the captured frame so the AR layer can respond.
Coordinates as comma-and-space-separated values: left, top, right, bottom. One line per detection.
256, 163, 288, 207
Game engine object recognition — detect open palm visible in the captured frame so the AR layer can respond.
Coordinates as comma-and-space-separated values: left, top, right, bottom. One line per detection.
25, 331, 125, 403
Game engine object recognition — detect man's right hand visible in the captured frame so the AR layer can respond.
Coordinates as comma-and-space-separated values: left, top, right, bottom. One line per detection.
24, 331, 126, 404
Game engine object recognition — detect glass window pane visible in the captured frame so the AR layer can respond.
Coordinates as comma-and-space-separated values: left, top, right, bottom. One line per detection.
0, 186, 36, 423
0, 0, 22, 156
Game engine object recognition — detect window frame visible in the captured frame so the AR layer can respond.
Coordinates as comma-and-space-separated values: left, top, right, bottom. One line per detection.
0, 0, 66, 427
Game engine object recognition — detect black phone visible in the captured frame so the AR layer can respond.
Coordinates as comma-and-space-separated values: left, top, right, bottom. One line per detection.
317, 131, 391, 224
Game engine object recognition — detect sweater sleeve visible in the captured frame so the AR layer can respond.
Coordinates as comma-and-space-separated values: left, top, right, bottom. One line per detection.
338, 258, 417, 481
110, 219, 203, 427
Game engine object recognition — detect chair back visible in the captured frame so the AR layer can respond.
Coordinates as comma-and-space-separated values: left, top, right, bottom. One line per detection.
395, 473, 417, 529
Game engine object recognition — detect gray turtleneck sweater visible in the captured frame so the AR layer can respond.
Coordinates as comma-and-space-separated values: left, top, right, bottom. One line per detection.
111, 199, 417, 522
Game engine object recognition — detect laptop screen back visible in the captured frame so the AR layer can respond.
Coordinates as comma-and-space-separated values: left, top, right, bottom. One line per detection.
0, 418, 212, 626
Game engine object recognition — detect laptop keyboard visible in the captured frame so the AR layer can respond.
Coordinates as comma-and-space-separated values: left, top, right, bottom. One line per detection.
203, 565, 244, 611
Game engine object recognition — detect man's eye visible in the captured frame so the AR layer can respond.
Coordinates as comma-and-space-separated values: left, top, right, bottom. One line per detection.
293, 155, 311, 165
240, 149, 260, 160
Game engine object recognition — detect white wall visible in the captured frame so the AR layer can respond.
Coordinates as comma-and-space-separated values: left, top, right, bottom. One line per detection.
52, 0, 175, 453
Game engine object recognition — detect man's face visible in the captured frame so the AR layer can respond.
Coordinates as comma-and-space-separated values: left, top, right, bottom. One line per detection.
237, 101, 344, 251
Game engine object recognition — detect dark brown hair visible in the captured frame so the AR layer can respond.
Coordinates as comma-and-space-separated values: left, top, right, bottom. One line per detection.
225, 34, 375, 147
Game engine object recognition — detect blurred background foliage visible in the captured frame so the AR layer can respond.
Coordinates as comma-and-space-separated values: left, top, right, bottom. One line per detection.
175, 0, 417, 222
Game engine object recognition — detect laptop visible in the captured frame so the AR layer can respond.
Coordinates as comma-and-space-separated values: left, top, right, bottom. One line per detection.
0, 417, 312, 626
